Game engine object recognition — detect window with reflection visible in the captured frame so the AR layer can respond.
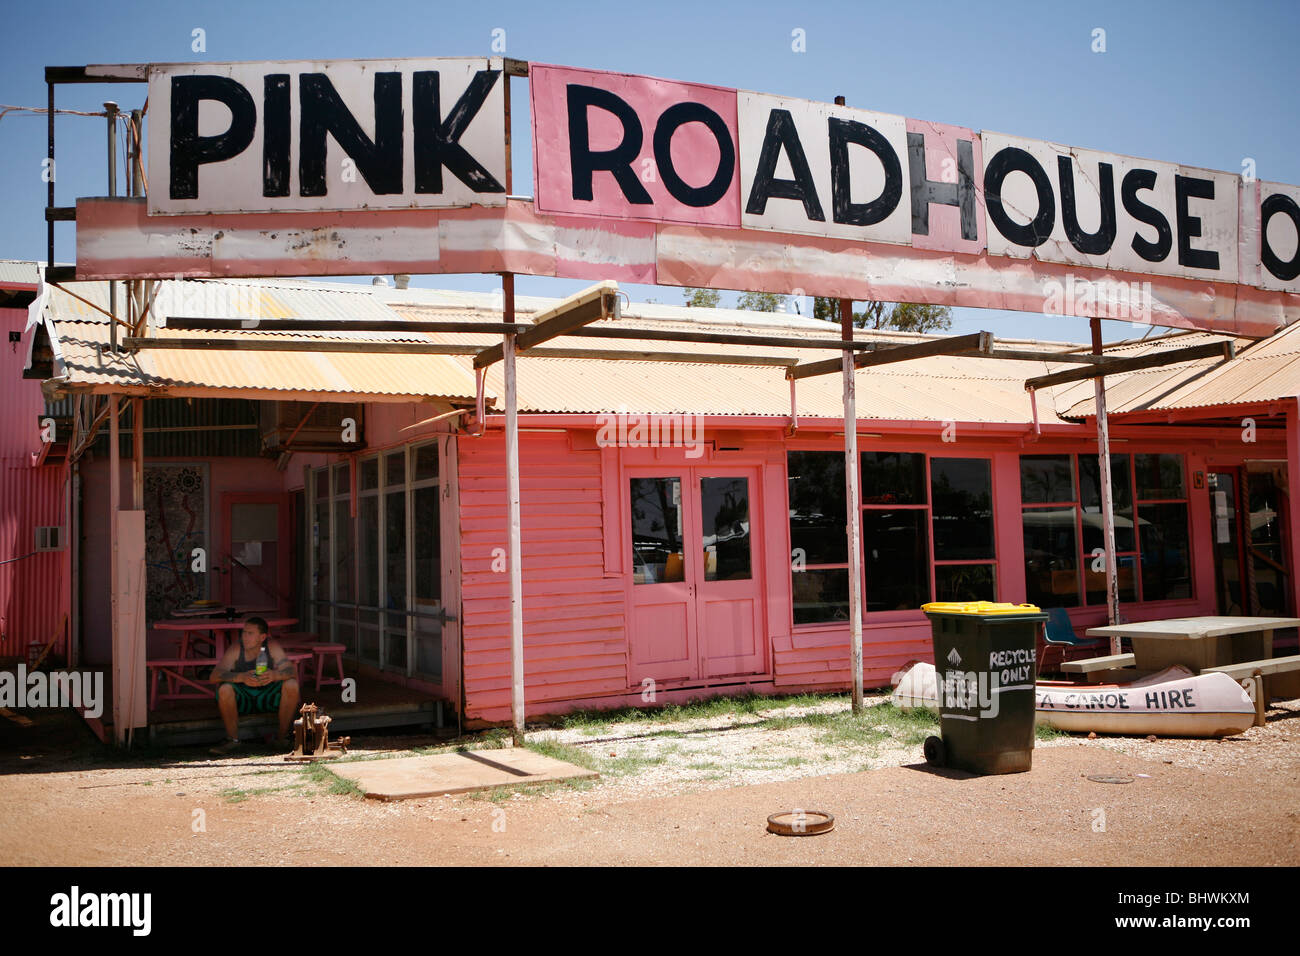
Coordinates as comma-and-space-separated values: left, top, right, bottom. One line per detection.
1020, 452, 1191, 608
631, 477, 685, 584
701, 477, 751, 581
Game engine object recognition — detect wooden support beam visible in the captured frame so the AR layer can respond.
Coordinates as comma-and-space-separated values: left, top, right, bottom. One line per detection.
1023, 341, 1234, 391
475, 281, 619, 369
165, 317, 530, 334
788, 331, 993, 380
121, 337, 797, 366
123, 338, 482, 354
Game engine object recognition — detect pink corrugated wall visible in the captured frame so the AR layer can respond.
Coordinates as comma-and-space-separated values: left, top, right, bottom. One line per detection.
0, 464, 69, 658
0, 307, 70, 659
458, 431, 627, 723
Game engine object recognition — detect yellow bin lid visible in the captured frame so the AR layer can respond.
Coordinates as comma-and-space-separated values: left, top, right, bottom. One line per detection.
921, 601, 1042, 615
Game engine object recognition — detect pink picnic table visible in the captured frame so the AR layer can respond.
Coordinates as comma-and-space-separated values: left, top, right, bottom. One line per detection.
153, 616, 299, 660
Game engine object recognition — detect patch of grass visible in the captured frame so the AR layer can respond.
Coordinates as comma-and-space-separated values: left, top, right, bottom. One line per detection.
600, 749, 667, 776
549, 691, 846, 731
686, 760, 723, 771
1036, 722, 1069, 741
298, 762, 364, 798
523, 737, 598, 771
217, 783, 307, 803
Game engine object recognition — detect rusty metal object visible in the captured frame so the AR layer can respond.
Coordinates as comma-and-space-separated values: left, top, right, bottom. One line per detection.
284, 702, 350, 762
766, 810, 835, 836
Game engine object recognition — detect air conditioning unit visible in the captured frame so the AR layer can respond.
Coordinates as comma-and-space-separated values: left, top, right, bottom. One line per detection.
260, 402, 365, 453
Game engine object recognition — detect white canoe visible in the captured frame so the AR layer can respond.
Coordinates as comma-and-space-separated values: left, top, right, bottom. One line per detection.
891, 661, 1255, 738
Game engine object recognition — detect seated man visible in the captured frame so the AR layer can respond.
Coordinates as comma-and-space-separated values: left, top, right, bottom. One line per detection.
208, 616, 300, 755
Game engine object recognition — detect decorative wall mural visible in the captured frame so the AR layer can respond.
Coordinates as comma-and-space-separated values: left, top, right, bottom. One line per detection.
144, 464, 209, 623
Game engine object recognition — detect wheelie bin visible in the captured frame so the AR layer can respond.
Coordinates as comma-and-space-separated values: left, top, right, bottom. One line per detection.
919, 601, 1046, 774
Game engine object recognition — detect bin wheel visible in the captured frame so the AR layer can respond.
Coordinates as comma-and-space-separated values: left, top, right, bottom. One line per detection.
923, 735, 945, 767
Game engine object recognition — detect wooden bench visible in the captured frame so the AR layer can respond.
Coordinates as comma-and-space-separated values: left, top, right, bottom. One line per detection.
147, 654, 312, 709
147, 659, 216, 708
1060, 653, 1137, 683
1203, 655, 1300, 727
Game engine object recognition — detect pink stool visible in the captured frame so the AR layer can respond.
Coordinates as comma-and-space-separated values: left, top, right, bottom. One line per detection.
308, 643, 347, 690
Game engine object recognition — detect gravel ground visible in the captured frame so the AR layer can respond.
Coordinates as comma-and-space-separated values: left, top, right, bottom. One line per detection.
2, 692, 1297, 866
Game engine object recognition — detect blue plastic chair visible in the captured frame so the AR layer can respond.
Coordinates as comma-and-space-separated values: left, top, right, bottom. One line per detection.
1041, 608, 1105, 673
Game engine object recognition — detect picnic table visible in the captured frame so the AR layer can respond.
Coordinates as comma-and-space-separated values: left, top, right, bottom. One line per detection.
153, 616, 299, 660
1084, 616, 1300, 672
169, 603, 276, 619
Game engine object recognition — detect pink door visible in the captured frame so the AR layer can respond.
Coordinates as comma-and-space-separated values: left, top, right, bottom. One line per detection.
628, 467, 765, 686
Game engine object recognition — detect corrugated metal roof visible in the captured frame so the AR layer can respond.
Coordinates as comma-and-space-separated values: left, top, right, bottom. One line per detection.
42, 280, 482, 402
1059, 327, 1298, 418
37, 269, 1300, 423
0, 260, 41, 288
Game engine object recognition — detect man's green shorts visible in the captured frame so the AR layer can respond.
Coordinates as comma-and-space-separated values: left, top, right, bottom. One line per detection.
217, 680, 282, 715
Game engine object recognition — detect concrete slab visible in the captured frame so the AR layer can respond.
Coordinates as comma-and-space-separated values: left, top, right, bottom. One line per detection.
329, 747, 599, 800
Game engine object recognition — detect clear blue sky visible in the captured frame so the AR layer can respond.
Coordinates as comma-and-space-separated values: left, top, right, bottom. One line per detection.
2, 0, 1297, 342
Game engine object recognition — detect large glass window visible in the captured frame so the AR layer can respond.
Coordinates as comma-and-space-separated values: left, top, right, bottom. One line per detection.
309, 439, 443, 681
788, 452, 849, 624
1020, 452, 1191, 608
631, 477, 685, 584
786, 451, 997, 623
931, 457, 997, 602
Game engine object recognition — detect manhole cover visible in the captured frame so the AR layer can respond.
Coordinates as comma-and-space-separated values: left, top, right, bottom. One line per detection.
766, 810, 835, 836
1086, 774, 1134, 784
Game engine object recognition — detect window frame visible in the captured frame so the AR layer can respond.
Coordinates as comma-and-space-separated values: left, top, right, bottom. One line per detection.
786, 449, 1001, 629
1019, 452, 1192, 609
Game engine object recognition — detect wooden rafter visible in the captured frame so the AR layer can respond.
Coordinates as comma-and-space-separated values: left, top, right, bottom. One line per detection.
788, 331, 994, 380
474, 281, 620, 369
1024, 341, 1235, 391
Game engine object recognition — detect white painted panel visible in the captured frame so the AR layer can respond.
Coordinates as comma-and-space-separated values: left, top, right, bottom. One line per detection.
981, 132, 1239, 284
148, 58, 506, 215
1257, 181, 1300, 293
738, 91, 910, 244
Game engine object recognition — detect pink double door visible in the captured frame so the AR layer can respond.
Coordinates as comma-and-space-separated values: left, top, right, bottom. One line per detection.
627, 465, 766, 685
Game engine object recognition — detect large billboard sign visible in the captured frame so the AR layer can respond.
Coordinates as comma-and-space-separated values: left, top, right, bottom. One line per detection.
530, 64, 1296, 295
73, 56, 1300, 334
147, 58, 508, 215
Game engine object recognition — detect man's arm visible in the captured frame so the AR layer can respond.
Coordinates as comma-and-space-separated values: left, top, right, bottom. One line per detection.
209, 645, 245, 684
266, 638, 296, 682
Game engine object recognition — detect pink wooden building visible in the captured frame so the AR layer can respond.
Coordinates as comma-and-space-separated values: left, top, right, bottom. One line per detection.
0, 262, 70, 664
16, 270, 1300, 737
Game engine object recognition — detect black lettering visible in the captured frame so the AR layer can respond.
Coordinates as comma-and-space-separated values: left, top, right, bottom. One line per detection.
262, 74, 290, 198
829, 118, 902, 226
744, 109, 824, 221
1145, 691, 1160, 709
1261, 193, 1300, 282
565, 84, 652, 204
907, 132, 976, 239
984, 146, 1055, 247
1174, 174, 1220, 271
169, 75, 257, 200
1121, 168, 1173, 263
652, 102, 734, 208
1058, 155, 1116, 255
413, 69, 505, 195
299, 72, 403, 197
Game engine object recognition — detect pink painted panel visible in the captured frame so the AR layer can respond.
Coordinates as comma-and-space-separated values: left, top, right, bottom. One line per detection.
905, 119, 986, 255
75, 198, 1300, 336
458, 431, 630, 720
700, 598, 756, 678
530, 63, 740, 227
